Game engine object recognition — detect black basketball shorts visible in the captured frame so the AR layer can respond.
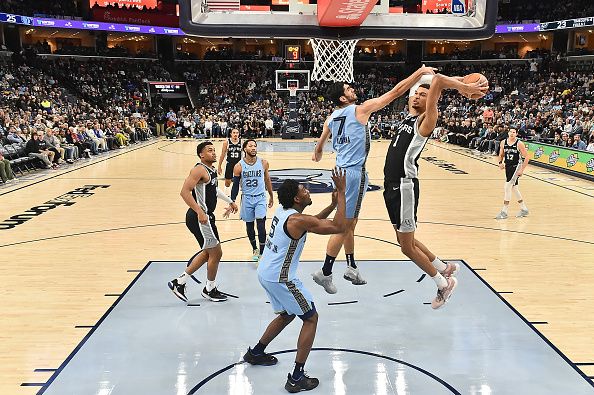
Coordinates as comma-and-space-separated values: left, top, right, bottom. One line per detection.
186, 209, 220, 249
383, 178, 419, 233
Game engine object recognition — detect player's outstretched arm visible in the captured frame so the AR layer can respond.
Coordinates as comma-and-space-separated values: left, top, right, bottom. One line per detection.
356, 65, 436, 124
288, 168, 346, 236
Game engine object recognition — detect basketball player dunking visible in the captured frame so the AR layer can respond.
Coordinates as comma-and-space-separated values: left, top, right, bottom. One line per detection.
383, 74, 488, 309
168, 141, 238, 303
311, 65, 437, 294
495, 127, 530, 219
217, 128, 242, 194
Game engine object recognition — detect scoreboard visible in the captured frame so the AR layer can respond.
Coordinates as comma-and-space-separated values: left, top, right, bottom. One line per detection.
285, 45, 301, 64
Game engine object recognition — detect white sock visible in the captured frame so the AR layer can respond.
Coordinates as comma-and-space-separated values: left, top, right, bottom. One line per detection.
432, 272, 448, 289
501, 205, 508, 214
519, 201, 528, 210
431, 257, 447, 272
177, 271, 189, 285
206, 280, 216, 292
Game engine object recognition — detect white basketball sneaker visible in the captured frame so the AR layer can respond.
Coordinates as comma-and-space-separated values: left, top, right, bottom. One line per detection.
343, 266, 367, 285
516, 209, 529, 218
312, 270, 337, 294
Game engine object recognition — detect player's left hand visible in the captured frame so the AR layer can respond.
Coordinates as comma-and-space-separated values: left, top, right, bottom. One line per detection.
517, 170, 523, 177
268, 195, 274, 208
331, 189, 338, 208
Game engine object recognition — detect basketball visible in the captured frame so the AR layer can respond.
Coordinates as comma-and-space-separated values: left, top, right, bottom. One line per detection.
462, 73, 488, 99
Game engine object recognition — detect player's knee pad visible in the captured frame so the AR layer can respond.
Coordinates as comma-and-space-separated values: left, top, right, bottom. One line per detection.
504, 181, 513, 201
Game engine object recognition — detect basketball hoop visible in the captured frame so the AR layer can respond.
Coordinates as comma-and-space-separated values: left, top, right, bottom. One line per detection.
288, 87, 298, 97
311, 38, 359, 83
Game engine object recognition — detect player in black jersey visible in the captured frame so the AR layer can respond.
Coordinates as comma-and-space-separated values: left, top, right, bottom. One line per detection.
217, 128, 242, 194
383, 74, 488, 309
168, 141, 238, 303
495, 127, 530, 219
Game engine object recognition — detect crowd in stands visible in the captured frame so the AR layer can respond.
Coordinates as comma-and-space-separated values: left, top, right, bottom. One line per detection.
0, 56, 165, 184
2, 48, 594, 184
497, 0, 594, 23
432, 61, 594, 154
0, 0, 80, 18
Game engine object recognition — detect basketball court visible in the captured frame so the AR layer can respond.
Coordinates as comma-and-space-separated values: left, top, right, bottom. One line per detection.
2, 139, 593, 394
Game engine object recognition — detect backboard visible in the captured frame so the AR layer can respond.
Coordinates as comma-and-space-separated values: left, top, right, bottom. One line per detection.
275, 70, 311, 91
179, 0, 498, 40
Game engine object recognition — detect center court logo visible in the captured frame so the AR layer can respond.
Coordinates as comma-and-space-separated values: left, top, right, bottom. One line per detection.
269, 169, 380, 194
549, 150, 560, 163
534, 147, 544, 159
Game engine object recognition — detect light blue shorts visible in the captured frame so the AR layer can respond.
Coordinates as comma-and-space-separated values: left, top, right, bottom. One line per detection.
240, 194, 267, 222
343, 167, 369, 219
258, 276, 315, 319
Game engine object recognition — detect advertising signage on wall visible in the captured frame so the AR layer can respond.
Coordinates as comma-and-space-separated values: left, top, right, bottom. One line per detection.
0, 12, 184, 35
90, 0, 158, 9
495, 23, 540, 34
525, 142, 594, 179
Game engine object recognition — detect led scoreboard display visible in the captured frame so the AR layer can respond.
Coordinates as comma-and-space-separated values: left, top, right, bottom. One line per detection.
285, 45, 301, 63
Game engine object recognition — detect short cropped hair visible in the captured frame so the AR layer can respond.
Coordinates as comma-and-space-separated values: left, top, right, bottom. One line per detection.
327, 82, 348, 106
242, 139, 256, 150
196, 141, 213, 156
277, 179, 300, 209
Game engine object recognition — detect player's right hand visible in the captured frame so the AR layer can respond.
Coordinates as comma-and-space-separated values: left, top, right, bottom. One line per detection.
418, 64, 437, 76
198, 210, 208, 224
312, 151, 322, 162
499, 163, 505, 170
331, 167, 346, 193
460, 80, 489, 99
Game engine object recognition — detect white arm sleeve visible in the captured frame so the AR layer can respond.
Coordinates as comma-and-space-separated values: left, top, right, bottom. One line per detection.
216, 187, 233, 204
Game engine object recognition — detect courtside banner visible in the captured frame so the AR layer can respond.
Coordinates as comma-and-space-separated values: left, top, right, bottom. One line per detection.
525, 142, 594, 177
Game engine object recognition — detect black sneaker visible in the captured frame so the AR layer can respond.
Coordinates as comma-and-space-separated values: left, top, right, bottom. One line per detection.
201, 287, 228, 302
168, 279, 187, 302
243, 347, 278, 366
284, 373, 319, 393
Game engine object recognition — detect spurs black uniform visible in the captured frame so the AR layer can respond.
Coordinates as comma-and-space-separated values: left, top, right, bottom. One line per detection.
224, 138, 242, 180
503, 139, 522, 185
186, 163, 220, 249
383, 114, 428, 233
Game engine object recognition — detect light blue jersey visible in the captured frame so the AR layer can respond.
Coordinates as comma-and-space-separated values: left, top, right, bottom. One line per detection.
240, 157, 266, 196
329, 104, 370, 169
258, 207, 307, 283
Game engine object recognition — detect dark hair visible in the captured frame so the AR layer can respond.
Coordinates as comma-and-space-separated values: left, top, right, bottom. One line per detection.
196, 141, 213, 156
278, 179, 300, 209
242, 139, 256, 150
327, 82, 348, 106
418, 83, 431, 90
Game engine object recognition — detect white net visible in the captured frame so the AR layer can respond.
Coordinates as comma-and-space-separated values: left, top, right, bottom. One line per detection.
311, 38, 359, 83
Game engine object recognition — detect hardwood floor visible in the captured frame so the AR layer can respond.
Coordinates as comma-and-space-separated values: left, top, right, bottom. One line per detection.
1, 138, 592, 394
